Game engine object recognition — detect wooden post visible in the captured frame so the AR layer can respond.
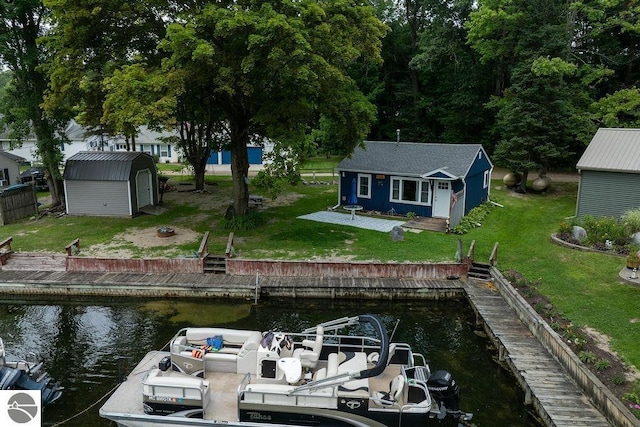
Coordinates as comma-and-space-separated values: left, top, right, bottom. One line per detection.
197, 231, 210, 258
65, 238, 80, 256
489, 242, 499, 266
225, 232, 235, 258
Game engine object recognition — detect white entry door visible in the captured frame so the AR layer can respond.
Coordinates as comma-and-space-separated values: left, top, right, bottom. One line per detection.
432, 180, 450, 218
136, 169, 152, 208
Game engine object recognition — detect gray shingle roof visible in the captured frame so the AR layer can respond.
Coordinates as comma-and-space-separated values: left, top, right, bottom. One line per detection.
63, 151, 152, 181
0, 150, 26, 163
577, 128, 640, 173
336, 141, 487, 178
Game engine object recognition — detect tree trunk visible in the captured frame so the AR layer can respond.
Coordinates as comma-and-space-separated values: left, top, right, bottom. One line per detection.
230, 116, 250, 216
518, 169, 529, 193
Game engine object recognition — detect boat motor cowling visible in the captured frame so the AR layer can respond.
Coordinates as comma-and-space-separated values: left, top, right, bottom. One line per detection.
427, 370, 461, 413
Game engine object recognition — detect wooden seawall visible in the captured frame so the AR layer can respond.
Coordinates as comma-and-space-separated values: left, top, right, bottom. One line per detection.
0, 264, 637, 426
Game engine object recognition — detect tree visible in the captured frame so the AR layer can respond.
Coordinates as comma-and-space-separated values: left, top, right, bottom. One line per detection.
591, 88, 640, 128
0, 0, 67, 205
156, 0, 387, 215
43, 0, 168, 147
467, 0, 599, 189
410, 0, 494, 144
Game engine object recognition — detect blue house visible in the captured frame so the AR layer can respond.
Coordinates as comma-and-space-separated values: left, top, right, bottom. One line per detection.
336, 141, 493, 227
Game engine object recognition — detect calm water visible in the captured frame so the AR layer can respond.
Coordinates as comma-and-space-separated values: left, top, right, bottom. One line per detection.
0, 296, 542, 427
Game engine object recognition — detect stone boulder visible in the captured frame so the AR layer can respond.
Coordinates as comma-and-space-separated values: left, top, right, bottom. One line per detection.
390, 226, 404, 241
571, 226, 587, 242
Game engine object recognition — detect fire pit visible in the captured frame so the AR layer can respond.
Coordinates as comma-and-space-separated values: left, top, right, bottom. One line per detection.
157, 227, 175, 238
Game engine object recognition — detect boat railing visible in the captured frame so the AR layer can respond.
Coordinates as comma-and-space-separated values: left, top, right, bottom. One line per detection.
402, 366, 432, 407
412, 352, 428, 368
291, 371, 353, 394
301, 316, 361, 334
236, 372, 252, 415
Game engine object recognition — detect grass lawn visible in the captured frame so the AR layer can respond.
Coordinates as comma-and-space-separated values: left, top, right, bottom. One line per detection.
2, 166, 639, 376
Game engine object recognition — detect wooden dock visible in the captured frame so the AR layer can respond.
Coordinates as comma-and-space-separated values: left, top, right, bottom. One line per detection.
0, 265, 630, 426
464, 280, 614, 427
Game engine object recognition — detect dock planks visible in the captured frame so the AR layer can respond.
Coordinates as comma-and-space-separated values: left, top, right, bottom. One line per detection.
0, 267, 619, 426
464, 280, 612, 427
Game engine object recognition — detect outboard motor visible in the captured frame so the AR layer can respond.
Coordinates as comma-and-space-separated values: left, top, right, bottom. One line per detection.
427, 370, 461, 413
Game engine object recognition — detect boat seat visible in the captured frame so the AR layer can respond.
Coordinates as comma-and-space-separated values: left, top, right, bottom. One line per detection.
367, 343, 396, 365
293, 326, 323, 370
373, 374, 405, 406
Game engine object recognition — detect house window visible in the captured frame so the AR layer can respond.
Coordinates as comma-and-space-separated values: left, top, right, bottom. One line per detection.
391, 177, 431, 205
357, 174, 371, 198
161, 150, 168, 157
483, 170, 489, 188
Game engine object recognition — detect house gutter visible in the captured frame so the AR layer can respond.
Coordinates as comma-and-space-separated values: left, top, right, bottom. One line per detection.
331, 170, 342, 210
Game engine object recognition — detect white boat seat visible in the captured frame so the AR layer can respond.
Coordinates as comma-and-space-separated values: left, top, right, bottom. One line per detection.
373, 374, 405, 406
292, 325, 323, 370
367, 343, 396, 365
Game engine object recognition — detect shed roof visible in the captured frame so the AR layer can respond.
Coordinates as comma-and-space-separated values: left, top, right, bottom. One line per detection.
63, 151, 154, 181
577, 128, 640, 173
0, 150, 26, 163
336, 141, 489, 178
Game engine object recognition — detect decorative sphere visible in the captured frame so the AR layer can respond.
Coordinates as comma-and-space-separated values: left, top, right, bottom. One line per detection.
503, 172, 520, 187
532, 176, 551, 192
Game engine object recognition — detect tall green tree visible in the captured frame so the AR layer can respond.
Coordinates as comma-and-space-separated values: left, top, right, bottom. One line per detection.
0, 0, 67, 205
467, 0, 597, 189
410, 0, 494, 144
43, 0, 168, 147
155, 0, 386, 215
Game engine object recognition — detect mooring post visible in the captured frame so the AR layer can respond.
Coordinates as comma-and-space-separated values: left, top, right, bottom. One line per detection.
254, 270, 260, 305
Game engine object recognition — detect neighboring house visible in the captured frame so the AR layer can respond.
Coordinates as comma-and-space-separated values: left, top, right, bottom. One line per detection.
2, 119, 271, 169
336, 141, 493, 227
63, 151, 159, 217
0, 151, 26, 187
576, 128, 640, 218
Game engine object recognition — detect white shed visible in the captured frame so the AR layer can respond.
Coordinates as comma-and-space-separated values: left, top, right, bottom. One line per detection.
0, 151, 26, 187
63, 151, 159, 216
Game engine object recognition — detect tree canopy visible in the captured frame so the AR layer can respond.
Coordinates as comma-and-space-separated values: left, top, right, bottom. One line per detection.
1, 0, 639, 203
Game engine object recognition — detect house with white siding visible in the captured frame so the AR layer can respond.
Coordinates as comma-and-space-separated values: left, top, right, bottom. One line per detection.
1, 120, 271, 170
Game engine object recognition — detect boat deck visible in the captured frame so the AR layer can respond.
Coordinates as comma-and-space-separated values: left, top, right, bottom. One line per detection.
101, 351, 245, 422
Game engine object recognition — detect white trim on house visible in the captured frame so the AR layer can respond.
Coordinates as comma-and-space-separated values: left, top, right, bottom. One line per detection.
389, 176, 432, 206
357, 173, 371, 199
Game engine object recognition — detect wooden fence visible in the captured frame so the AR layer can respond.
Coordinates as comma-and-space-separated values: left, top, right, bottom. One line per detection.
0, 185, 37, 225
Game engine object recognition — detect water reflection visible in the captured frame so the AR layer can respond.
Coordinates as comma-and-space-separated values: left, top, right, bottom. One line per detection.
0, 297, 541, 427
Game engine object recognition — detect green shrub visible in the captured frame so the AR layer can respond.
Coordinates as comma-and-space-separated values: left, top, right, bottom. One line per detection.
557, 221, 572, 234
450, 201, 494, 234
622, 209, 640, 234
594, 359, 610, 370
580, 215, 629, 246
623, 390, 640, 419
578, 350, 596, 364
612, 374, 625, 385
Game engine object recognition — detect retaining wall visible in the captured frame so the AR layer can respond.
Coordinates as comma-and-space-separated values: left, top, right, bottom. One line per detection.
491, 267, 640, 427
227, 259, 467, 278
66, 257, 204, 273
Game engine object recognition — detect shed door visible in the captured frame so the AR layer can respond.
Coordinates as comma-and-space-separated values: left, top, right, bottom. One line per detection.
433, 180, 451, 218
136, 169, 152, 208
